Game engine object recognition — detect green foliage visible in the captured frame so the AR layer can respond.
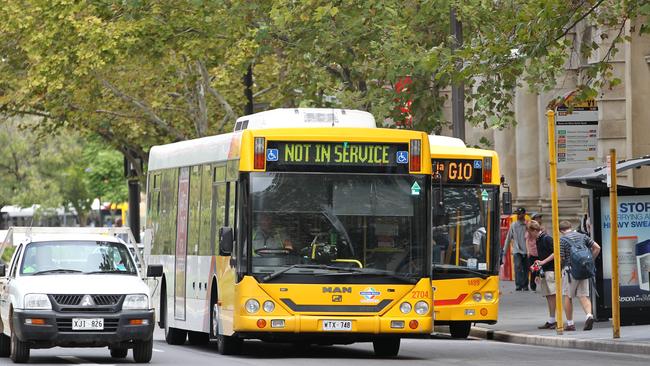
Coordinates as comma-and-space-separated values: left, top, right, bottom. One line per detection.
0, 0, 648, 150
0, 116, 127, 225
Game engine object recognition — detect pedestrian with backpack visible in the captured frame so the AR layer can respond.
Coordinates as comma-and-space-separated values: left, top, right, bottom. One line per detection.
559, 220, 601, 331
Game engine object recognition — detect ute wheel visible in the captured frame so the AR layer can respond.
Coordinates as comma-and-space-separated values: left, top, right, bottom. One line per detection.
133, 339, 153, 363
372, 338, 400, 358
0, 333, 10, 357
10, 328, 30, 363
110, 346, 128, 358
188, 331, 209, 345
449, 321, 471, 339
162, 289, 186, 345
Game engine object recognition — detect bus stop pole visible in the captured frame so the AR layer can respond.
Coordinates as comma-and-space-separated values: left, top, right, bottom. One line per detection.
609, 149, 621, 338
546, 110, 564, 335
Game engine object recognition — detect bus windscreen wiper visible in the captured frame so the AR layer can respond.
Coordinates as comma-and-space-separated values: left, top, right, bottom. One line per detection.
261, 264, 355, 283
433, 265, 490, 279
315, 268, 417, 284
32, 269, 83, 275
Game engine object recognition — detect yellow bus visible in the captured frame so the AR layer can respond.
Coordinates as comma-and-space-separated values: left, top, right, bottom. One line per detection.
144, 108, 434, 357
428, 135, 501, 338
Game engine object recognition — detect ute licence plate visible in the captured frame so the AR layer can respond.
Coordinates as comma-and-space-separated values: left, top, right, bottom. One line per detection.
72, 318, 104, 331
322, 320, 352, 331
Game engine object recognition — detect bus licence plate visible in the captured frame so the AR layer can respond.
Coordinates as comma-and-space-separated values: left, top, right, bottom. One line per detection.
72, 318, 104, 330
322, 320, 352, 331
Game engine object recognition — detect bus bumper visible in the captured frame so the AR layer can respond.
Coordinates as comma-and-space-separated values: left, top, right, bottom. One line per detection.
235, 314, 432, 336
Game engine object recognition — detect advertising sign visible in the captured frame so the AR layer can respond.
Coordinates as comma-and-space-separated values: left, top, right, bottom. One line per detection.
599, 194, 650, 308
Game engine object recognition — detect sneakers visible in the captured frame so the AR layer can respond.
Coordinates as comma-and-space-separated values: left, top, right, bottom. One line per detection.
584, 316, 594, 331
565, 324, 576, 331
538, 322, 557, 329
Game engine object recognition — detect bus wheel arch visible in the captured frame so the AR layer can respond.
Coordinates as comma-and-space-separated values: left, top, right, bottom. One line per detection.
210, 277, 219, 338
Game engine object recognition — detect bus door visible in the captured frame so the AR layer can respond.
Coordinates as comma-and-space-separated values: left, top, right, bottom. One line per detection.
175, 167, 190, 320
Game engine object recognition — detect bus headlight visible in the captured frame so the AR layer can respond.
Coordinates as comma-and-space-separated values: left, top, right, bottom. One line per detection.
399, 302, 412, 314
414, 301, 429, 315
245, 299, 260, 314
483, 292, 494, 301
263, 300, 275, 313
472, 292, 482, 302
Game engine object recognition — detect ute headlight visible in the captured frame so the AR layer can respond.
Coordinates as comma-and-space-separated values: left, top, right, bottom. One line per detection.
472, 292, 482, 302
399, 302, 412, 314
245, 299, 260, 314
414, 301, 429, 315
263, 300, 275, 313
483, 292, 494, 301
123, 294, 149, 310
24, 294, 52, 310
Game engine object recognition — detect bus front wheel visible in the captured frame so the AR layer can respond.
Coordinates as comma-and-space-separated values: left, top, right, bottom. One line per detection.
449, 321, 471, 339
372, 338, 400, 358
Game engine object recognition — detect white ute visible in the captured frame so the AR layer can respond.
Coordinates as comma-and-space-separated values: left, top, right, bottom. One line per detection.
0, 227, 163, 363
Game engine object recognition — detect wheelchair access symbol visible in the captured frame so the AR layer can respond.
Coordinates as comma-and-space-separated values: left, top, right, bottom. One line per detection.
266, 148, 279, 162
396, 151, 409, 164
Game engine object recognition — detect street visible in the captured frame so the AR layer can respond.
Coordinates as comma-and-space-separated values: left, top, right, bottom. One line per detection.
11, 330, 650, 365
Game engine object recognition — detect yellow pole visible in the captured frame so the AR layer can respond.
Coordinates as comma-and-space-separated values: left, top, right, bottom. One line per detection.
486, 204, 492, 268
455, 210, 461, 265
609, 149, 621, 338
547, 110, 564, 335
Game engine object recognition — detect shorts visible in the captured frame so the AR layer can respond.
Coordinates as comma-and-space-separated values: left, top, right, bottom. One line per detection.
539, 270, 556, 296
561, 271, 590, 298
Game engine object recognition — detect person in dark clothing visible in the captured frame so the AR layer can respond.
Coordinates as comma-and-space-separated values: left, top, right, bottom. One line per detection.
503, 207, 529, 291
528, 220, 557, 329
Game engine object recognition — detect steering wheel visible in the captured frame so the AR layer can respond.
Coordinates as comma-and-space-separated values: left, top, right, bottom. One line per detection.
254, 247, 294, 256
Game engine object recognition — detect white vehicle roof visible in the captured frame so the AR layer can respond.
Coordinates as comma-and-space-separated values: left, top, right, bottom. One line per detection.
234, 108, 376, 131
428, 134, 466, 148
148, 132, 241, 171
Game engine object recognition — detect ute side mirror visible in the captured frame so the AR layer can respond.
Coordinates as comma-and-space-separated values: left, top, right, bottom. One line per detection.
0, 263, 6, 277
219, 227, 234, 256
146, 264, 163, 278
502, 191, 512, 215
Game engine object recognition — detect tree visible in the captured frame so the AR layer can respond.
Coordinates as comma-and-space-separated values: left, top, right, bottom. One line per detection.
1, 0, 648, 151
0, 116, 127, 225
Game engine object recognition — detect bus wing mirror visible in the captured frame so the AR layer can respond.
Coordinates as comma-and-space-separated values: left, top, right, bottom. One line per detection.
502, 191, 512, 215
433, 189, 444, 210
0, 263, 5, 277
219, 227, 234, 256
146, 264, 163, 278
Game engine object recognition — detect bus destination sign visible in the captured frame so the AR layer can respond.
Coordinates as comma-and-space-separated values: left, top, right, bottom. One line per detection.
265, 141, 410, 173
432, 159, 483, 184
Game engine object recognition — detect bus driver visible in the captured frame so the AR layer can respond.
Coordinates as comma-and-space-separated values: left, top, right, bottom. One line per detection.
252, 213, 294, 252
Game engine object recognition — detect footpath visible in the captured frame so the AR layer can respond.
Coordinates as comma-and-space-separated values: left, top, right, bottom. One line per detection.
469, 281, 650, 355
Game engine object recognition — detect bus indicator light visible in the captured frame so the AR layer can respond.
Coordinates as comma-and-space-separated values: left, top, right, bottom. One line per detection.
256, 319, 267, 328
408, 320, 419, 329
480, 308, 488, 316
254, 137, 266, 169
409, 139, 421, 172
483, 157, 492, 183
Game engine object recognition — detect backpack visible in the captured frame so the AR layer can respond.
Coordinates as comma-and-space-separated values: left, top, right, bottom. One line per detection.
568, 236, 596, 280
